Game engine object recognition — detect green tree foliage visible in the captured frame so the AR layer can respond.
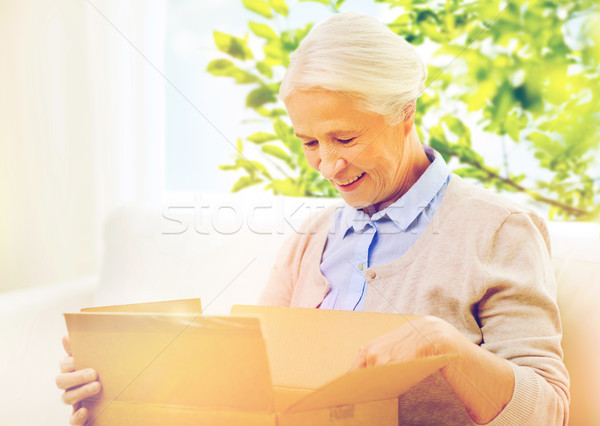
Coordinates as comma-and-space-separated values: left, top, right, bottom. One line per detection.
208, 0, 600, 220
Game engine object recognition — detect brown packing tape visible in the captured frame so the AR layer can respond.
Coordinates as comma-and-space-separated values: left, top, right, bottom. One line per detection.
81, 298, 202, 313
64, 313, 275, 415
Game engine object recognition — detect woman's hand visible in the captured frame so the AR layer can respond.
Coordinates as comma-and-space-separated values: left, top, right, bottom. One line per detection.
349, 316, 514, 424
349, 315, 463, 370
55, 335, 101, 425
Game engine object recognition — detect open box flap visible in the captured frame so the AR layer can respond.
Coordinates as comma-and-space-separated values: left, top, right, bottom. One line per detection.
65, 312, 274, 413
230, 305, 419, 390
81, 298, 202, 314
285, 354, 457, 414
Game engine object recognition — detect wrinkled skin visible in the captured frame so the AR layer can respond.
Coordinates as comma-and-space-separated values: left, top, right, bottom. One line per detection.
284, 89, 431, 216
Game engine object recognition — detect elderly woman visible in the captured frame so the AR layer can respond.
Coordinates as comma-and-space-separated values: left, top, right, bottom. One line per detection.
56, 12, 568, 426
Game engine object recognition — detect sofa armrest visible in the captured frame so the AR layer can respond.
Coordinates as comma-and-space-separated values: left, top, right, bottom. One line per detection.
0, 276, 98, 426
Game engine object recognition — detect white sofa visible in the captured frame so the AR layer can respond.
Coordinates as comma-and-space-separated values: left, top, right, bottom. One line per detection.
1, 197, 598, 425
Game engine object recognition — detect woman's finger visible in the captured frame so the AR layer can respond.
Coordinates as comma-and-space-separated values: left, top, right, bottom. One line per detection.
349, 355, 365, 371
348, 346, 367, 371
61, 381, 101, 406
59, 356, 75, 373
69, 406, 88, 426
62, 335, 72, 356
56, 368, 97, 390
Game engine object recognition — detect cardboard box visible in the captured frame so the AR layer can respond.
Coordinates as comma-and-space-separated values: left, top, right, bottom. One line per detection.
65, 299, 455, 425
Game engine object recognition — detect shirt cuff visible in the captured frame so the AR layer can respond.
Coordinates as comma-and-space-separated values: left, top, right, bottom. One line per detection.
483, 362, 539, 426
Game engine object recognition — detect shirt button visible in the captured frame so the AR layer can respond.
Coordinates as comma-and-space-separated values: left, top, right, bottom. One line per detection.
358, 263, 364, 271
368, 270, 376, 279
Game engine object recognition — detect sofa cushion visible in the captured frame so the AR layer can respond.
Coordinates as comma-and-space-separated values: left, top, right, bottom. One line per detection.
94, 197, 340, 314
551, 226, 600, 426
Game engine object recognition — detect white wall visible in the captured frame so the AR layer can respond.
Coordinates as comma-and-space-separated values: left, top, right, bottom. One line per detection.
0, 0, 165, 293
0, 1, 96, 292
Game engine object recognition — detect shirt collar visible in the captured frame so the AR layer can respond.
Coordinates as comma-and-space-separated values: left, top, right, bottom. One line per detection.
339, 146, 449, 237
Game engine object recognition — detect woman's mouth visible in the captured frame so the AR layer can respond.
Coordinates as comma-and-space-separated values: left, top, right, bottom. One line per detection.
334, 172, 366, 191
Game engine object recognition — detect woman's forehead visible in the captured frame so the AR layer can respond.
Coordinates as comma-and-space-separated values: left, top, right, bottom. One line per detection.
286, 90, 383, 137
286, 90, 373, 119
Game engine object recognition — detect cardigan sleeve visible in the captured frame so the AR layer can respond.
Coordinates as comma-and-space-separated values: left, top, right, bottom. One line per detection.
477, 212, 569, 426
258, 222, 307, 307
258, 205, 337, 307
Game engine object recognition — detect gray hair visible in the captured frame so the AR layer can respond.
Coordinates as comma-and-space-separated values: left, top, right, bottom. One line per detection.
280, 12, 427, 124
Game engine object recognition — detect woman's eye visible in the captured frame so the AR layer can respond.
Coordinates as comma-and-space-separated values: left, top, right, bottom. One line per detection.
337, 137, 355, 144
303, 140, 318, 147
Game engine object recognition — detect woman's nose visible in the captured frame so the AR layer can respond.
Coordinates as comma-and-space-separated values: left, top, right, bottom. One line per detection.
319, 157, 347, 179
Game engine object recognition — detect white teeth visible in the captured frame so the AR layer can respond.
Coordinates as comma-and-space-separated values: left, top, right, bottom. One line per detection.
337, 173, 364, 186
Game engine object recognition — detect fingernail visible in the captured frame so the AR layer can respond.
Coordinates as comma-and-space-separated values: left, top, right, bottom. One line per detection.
87, 381, 99, 392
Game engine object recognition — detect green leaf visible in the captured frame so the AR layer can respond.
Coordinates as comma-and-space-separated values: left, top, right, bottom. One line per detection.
490, 81, 516, 131
280, 31, 296, 51
265, 178, 306, 196
405, 33, 425, 46
452, 166, 490, 180
503, 113, 525, 142
246, 86, 277, 108
255, 61, 273, 78
465, 80, 495, 111
213, 32, 253, 60
206, 59, 259, 84
242, 0, 272, 18
456, 146, 485, 165
299, 0, 330, 5
513, 83, 543, 113
232, 176, 263, 192
247, 132, 278, 144
527, 132, 563, 156
235, 158, 271, 177
206, 58, 234, 73
256, 107, 287, 118
263, 40, 288, 66
442, 116, 471, 146
288, 136, 303, 156
219, 164, 238, 171
235, 158, 254, 175
430, 138, 452, 162
388, 13, 412, 33
248, 22, 278, 40
268, 0, 288, 16
273, 118, 292, 146
262, 144, 293, 166
294, 23, 313, 45
237, 138, 243, 153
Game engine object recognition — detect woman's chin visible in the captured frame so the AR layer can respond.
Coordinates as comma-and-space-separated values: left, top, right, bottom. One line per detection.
339, 194, 371, 210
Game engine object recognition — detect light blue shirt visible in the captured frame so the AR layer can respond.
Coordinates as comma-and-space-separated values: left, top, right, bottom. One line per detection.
318, 147, 450, 311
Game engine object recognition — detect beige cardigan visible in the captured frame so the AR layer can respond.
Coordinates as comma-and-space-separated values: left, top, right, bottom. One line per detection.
259, 174, 569, 425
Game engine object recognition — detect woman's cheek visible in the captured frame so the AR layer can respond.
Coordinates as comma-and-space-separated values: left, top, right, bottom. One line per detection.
366, 169, 383, 192
303, 149, 320, 172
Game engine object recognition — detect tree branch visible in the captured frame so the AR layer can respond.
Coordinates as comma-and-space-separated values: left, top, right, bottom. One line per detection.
437, 147, 589, 217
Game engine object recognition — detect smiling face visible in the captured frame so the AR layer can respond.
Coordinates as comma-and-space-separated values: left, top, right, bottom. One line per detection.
285, 89, 429, 214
